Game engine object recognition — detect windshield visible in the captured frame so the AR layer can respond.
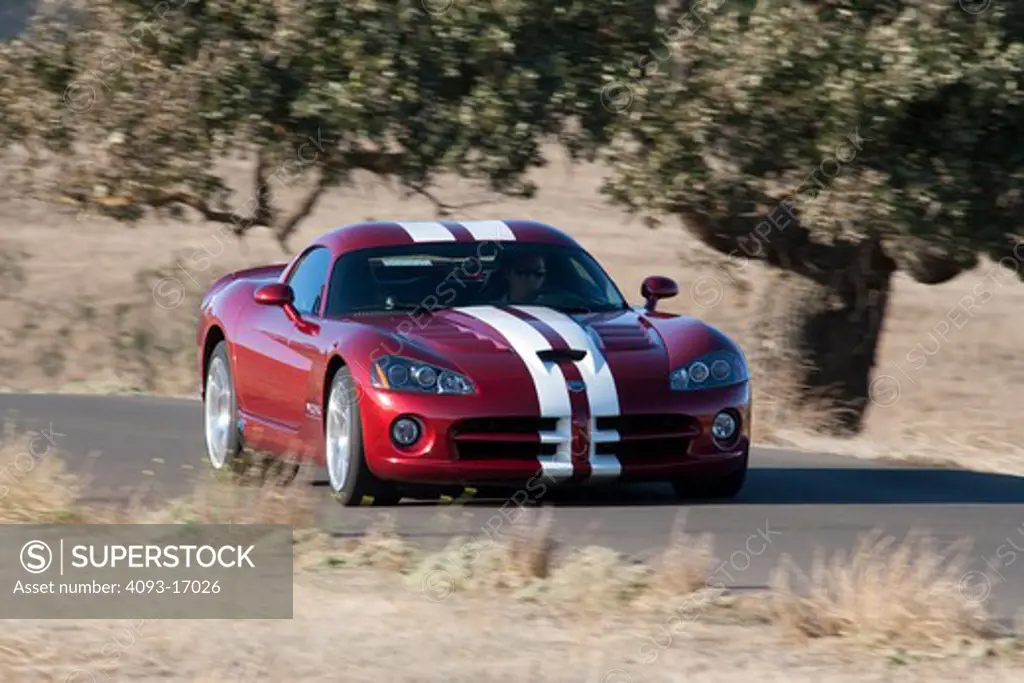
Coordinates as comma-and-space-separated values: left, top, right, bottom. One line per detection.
324, 242, 628, 316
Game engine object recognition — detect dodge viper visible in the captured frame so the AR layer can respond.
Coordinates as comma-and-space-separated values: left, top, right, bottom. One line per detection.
197, 220, 751, 505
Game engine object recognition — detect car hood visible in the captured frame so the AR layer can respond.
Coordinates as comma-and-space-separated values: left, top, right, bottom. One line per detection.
352, 304, 728, 366
345, 305, 739, 411
356, 306, 655, 353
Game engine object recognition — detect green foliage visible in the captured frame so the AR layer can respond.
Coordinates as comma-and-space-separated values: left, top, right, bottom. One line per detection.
600, 0, 1024, 278
1, 0, 1021, 277
0, 0, 660, 245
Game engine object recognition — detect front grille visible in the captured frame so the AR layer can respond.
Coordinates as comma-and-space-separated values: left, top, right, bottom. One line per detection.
596, 414, 700, 438
455, 441, 558, 460
450, 417, 559, 460
453, 417, 559, 435
595, 414, 698, 460
596, 437, 689, 459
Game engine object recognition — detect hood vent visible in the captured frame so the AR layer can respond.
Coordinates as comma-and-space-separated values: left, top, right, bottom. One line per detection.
590, 323, 656, 351
537, 348, 588, 363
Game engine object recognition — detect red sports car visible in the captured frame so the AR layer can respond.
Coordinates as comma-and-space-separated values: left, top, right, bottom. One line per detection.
197, 220, 751, 505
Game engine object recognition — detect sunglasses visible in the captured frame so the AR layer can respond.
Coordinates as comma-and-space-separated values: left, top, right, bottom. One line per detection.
513, 268, 546, 278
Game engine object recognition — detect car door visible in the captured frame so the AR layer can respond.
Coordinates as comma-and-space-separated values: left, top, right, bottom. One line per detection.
277, 246, 332, 437
234, 247, 330, 443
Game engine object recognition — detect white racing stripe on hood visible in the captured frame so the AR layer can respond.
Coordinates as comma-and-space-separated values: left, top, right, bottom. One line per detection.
458, 220, 517, 241
396, 221, 456, 242
454, 306, 571, 417
513, 305, 623, 483
455, 305, 574, 482
512, 306, 620, 417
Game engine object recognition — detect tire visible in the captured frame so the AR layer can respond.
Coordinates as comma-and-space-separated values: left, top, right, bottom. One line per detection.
203, 342, 249, 475
671, 466, 747, 500
324, 367, 401, 506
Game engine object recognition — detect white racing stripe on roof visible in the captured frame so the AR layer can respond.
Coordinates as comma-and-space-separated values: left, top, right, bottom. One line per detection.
396, 221, 457, 242
458, 220, 517, 241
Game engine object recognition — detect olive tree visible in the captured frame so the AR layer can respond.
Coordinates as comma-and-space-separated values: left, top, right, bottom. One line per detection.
0, 0, 659, 247
598, 0, 1024, 433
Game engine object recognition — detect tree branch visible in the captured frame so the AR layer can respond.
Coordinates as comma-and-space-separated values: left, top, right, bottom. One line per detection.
400, 179, 502, 218
674, 195, 897, 289
254, 150, 274, 227
59, 189, 272, 230
273, 168, 331, 250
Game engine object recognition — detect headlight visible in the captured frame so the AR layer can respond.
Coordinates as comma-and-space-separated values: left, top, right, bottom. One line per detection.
670, 350, 748, 391
370, 355, 475, 395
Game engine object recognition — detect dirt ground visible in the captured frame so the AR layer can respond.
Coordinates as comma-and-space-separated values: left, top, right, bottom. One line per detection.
1, 146, 1023, 473
0, 571, 1021, 683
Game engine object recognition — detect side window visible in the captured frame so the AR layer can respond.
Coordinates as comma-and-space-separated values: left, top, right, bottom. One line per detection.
286, 247, 332, 316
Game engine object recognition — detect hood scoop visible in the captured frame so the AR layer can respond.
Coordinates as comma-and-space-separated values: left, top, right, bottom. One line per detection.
591, 323, 657, 351
537, 348, 588, 363
401, 320, 509, 352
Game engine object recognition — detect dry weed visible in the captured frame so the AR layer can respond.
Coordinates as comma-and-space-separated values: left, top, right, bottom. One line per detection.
340, 514, 417, 571
408, 507, 560, 597
295, 515, 416, 573
408, 507, 657, 610
767, 529, 996, 647
534, 545, 651, 610
748, 360, 852, 445
503, 506, 558, 579
139, 465, 319, 527
0, 422, 86, 522
652, 511, 718, 596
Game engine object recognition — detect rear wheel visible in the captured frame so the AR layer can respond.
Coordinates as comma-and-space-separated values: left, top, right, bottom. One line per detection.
203, 342, 250, 475
325, 367, 401, 506
671, 466, 747, 500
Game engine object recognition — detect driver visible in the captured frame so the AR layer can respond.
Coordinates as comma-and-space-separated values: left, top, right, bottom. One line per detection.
498, 253, 547, 304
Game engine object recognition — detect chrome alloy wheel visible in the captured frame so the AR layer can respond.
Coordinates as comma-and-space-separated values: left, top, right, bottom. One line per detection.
204, 356, 233, 469
326, 387, 351, 491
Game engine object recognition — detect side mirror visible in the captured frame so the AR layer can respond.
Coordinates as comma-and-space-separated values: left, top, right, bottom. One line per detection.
254, 283, 294, 307
641, 275, 679, 313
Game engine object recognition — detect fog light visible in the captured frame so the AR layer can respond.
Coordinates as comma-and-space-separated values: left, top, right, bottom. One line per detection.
711, 411, 738, 447
391, 417, 421, 447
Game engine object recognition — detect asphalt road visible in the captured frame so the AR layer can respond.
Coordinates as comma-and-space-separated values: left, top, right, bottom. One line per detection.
3, 392, 1024, 621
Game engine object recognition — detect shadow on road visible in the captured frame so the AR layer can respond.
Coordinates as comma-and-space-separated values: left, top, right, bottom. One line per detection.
740, 467, 1024, 505
387, 466, 1024, 507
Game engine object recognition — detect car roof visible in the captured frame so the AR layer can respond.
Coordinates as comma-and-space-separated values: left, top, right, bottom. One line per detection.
311, 220, 582, 253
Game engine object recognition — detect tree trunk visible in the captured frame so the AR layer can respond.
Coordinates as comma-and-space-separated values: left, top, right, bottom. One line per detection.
750, 238, 895, 435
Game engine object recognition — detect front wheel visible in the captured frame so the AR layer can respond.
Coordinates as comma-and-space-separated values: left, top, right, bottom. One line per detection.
325, 368, 401, 506
203, 342, 249, 475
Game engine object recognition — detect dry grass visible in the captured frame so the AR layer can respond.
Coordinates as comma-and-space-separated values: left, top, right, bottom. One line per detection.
139, 467, 320, 527
502, 505, 558, 579
768, 530, 995, 647
652, 512, 719, 596
4, 577, 1021, 683
295, 515, 417, 572
0, 420, 86, 522
0, 423, 1009, 654
0, 427, 1018, 681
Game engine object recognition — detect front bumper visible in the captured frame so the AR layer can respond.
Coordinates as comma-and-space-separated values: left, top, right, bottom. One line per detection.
357, 382, 752, 487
